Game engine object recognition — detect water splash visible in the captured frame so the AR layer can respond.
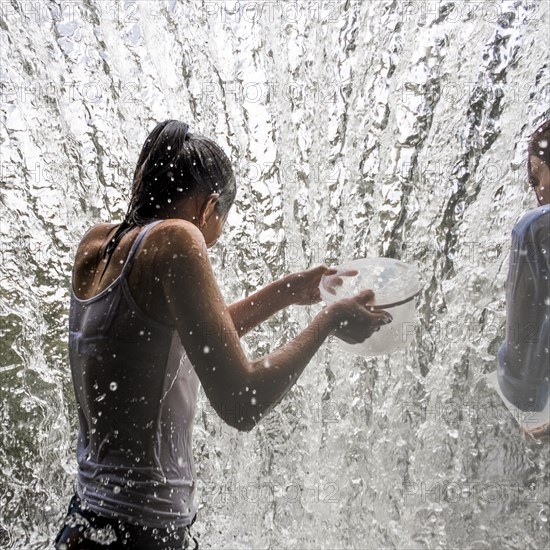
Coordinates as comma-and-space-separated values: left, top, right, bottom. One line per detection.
0, 0, 549, 548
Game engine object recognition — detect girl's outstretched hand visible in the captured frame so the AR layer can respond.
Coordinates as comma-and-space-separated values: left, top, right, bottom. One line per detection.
285, 265, 360, 306
285, 265, 338, 306
323, 267, 359, 295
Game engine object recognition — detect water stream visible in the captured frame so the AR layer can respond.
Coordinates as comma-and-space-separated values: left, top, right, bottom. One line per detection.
1, 1, 549, 548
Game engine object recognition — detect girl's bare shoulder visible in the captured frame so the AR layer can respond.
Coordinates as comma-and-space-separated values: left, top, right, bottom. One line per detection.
78, 222, 119, 246
148, 219, 206, 256
72, 223, 115, 260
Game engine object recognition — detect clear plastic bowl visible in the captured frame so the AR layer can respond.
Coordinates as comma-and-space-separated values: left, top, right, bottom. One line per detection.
319, 258, 421, 356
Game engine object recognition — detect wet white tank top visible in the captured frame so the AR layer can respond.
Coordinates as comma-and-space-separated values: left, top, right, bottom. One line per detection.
68, 220, 200, 528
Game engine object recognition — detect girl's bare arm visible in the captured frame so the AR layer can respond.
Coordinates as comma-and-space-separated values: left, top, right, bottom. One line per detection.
157, 219, 340, 431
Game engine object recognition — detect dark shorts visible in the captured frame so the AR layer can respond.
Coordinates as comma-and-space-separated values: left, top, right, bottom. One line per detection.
54, 494, 199, 550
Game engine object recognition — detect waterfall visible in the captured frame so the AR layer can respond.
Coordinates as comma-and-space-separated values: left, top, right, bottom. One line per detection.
0, 1, 548, 548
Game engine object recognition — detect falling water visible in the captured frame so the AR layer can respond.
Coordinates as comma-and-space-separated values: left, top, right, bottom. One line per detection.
1, 0, 549, 548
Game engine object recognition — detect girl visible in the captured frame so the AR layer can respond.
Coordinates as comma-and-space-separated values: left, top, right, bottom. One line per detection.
55, 120, 391, 549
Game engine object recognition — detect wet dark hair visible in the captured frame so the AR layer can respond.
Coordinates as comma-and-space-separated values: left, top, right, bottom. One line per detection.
102, 120, 236, 265
528, 118, 550, 188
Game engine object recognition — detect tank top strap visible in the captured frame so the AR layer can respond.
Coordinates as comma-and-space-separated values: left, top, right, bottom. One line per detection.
120, 220, 164, 278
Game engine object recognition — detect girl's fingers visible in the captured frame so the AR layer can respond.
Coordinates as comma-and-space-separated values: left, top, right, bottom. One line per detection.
324, 275, 344, 295
381, 312, 393, 324
326, 267, 359, 277
366, 309, 393, 325
355, 288, 375, 302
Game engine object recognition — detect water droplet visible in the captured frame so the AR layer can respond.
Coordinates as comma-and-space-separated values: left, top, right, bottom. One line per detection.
110, 382, 118, 391
203, 345, 210, 354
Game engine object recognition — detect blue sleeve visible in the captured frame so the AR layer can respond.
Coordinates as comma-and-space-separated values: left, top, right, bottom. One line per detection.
497, 209, 550, 412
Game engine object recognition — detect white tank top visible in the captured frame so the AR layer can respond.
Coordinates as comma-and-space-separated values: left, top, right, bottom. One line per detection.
68, 220, 200, 527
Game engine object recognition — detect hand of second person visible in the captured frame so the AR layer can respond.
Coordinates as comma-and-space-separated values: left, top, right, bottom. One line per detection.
522, 422, 550, 440
285, 265, 338, 306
